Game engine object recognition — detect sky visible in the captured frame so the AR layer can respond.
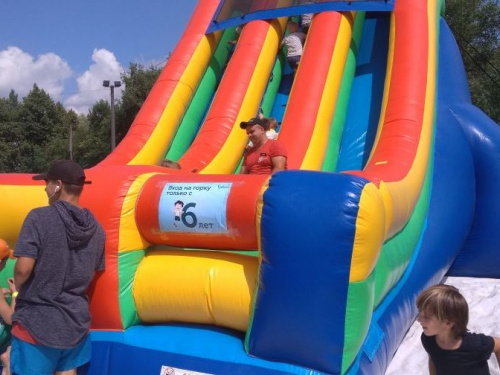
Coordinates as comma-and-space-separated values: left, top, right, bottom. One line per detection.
0, 0, 199, 114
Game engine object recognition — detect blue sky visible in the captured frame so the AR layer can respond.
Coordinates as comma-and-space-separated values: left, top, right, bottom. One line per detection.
0, 0, 199, 113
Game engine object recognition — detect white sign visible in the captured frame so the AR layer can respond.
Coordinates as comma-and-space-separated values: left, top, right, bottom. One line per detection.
160, 365, 212, 375
159, 183, 232, 234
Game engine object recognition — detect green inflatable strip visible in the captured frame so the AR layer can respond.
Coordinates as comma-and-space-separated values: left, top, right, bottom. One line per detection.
341, 272, 376, 374
166, 27, 238, 162
260, 51, 285, 118
0, 258, 14, 286
0, 259, 13, 352
118, 249, 146, 329
322, 12, 366, 173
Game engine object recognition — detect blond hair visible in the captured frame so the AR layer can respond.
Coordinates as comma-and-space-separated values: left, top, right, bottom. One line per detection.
268, 117, 278, 130
416, 284, 468, 338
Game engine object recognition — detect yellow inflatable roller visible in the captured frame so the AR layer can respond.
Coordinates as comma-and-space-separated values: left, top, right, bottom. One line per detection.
134, 250, 258, 332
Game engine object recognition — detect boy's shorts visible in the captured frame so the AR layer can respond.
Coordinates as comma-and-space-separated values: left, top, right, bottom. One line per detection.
10, 334, 91, 375
0, 323, 11, 353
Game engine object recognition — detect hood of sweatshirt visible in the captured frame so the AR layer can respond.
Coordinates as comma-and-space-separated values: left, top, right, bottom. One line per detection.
53, 200, 98, 249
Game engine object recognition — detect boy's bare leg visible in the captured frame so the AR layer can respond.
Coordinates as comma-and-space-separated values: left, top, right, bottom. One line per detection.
1, 346, 10, 375
55, 370, 77, 375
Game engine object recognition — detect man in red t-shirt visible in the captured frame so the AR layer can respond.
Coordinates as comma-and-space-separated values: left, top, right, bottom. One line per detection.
240, 117, 287, 175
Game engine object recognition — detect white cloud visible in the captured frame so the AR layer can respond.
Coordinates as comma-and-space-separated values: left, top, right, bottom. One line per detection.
0, 46, 72, 101
0, 47, 125, 115
65, 48, 125, 114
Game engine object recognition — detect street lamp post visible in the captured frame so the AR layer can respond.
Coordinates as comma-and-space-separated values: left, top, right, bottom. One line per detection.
103, 80, 122, 150
69, 118, 73, 160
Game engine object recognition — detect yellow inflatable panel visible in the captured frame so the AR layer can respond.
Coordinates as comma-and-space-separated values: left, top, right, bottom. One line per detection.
134, 250, 258, 331
0, 185, 47, 245
118, 173, 158, 253
350, 182, 386, 282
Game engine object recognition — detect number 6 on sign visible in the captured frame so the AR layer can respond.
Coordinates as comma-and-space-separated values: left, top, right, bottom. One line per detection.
181, 203, 197, 228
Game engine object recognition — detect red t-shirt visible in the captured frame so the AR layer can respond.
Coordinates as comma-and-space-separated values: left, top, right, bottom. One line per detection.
243, 140, 287, 175
12, 323, 39, 344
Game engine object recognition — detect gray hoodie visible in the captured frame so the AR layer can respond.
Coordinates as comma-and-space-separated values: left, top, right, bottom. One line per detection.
13, 200, 105, 348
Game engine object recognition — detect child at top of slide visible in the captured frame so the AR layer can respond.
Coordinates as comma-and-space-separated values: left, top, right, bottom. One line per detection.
280, 21, 306, 75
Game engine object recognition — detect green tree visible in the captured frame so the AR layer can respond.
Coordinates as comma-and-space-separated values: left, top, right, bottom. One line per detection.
0, 91, 23, 172
0, 120, 24, 172
445, 0, 500, 124
73, 100, 111, 168
43, 103, 75, 164
0, 90, 19, 123
16, 85, 69, 172
0, 86, 76, 172
115, 63, 161, 142
17, 84, 64, 146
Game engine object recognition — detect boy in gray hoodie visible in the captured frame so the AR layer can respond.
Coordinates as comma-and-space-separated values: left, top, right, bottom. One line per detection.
9, 160, 105, 375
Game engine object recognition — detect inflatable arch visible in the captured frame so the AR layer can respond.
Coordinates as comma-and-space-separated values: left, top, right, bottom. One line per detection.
1, 0, 500, 373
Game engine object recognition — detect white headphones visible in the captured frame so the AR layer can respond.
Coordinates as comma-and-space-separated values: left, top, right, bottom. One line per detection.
48, 185, 61, 200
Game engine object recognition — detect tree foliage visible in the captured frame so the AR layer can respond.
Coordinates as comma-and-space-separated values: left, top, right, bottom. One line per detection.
0, 63, 161, 172
116, 63, 161, 142
445, 0, 500, 124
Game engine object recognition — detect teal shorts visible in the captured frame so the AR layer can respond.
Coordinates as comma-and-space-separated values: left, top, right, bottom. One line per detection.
0, 324, 11, 353
10, 334, 91, 375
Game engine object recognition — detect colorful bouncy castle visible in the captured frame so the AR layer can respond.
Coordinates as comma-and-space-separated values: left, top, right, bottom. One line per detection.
1, 0, 500, 373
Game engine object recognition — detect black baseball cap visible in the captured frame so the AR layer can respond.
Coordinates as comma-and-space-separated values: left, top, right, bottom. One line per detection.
32, 160, 91, 185
240, 117, 270, 131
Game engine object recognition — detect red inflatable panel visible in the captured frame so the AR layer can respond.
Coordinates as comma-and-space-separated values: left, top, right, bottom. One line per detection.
136, 174, 268, 250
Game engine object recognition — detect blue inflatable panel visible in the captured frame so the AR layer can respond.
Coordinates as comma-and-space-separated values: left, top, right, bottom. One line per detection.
208, 2, 395, 33
248, 171, 368, 374
88, 325, 320, 375
337, 13, 389, 172
429, 20, 500, 278
446, 103, 500, 278
346, 18, 476, 374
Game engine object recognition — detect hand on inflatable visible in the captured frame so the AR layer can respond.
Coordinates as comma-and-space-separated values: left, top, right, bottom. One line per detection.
7, 278, 16, 293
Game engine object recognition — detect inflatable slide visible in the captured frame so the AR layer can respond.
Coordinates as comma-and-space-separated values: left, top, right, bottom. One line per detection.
1, 0, 500, 373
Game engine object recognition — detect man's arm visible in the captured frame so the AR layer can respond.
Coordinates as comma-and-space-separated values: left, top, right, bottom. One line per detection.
14, 256, 36, 290
240, 165, 249, 174
271, 156, 286, 174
